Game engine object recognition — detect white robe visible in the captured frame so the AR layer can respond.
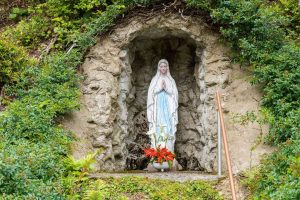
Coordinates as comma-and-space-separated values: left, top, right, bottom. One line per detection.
147, 63, 178, 152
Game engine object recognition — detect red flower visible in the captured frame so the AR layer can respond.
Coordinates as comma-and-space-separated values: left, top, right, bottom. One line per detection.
165, 152, 174, 161
143, 145, 175, 164
160, 147, 168, 155
157, 156, 163, 163
144, 148, 157, 157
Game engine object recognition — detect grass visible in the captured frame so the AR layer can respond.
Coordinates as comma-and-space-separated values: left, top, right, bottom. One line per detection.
81, 176, 223, 200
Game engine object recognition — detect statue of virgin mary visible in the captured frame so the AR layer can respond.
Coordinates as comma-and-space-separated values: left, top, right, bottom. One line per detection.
147, 59, 178, 153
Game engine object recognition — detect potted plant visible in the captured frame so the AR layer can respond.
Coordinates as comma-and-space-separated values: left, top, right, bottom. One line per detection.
144, 144, 175, 172
144, 124, 176, 172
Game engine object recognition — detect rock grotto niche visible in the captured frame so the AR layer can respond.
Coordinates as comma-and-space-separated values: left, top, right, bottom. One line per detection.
66, 13, 235, 173
118, 27, 218, 172
123, 33, 203, 170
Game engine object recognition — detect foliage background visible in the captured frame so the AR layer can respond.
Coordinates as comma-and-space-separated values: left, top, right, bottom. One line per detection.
0, 0, 299, 199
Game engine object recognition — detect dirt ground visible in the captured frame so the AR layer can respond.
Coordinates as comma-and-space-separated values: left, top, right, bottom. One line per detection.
221, 64, 275, 175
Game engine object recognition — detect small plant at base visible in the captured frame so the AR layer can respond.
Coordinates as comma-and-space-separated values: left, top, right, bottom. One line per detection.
144, 145, 175, 169
144, 125, 175, 168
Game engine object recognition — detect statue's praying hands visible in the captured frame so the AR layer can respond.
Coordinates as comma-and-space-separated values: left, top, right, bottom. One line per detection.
162, 80, 166, 90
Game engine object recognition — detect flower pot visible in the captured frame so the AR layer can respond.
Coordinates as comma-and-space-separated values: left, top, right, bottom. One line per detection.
152, 161, 170, 172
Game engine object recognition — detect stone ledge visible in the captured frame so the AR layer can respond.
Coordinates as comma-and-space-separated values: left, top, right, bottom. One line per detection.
88, 171, 223, 182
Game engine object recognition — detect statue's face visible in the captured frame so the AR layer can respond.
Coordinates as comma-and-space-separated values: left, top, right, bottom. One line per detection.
159, 63, 168, 75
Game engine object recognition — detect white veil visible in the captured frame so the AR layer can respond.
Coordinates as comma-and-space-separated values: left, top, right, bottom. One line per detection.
147, 59, 178, 137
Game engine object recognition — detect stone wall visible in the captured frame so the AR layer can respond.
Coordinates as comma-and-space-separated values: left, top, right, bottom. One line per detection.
63, 13, 241, 172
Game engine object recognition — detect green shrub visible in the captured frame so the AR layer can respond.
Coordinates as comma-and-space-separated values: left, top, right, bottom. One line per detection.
211, 0, 287, 63
0, 0, 43, 25
0, 1, 127, 198
186, 0, 216, 11
206, 0, 300, 199
246, 140, 300, 199
0, 139, 68, 196
0, 38, 34, 86
6, 15, 52, 48
8, 7, 29, 21
2, 0, 126, 50
0, 37, 36, 105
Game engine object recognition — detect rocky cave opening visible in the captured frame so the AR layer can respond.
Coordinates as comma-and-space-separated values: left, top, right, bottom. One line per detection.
118, 29, 214, 171
65, 14, 265, 174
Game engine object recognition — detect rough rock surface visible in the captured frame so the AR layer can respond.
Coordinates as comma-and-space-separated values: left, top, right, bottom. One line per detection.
62, 12, 273, 173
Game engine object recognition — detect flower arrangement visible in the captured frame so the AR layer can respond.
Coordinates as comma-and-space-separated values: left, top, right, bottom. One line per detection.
144, 124, 175, 169
144, 144, 175, 168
